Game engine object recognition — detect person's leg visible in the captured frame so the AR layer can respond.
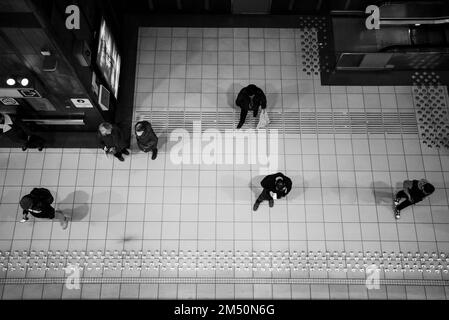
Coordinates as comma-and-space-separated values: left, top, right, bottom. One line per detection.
394, 199, 412, 219
54, 210, 69, 230
253, 189, 272, 211
395, 190, 407, 202
121, 148, 130, 155
253, 106, 259, 118
396, 199, 412, 212
151, 147, 158, 160
114, 151, 124, 161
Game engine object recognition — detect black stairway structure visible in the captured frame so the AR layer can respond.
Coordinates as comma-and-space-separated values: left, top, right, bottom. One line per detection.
323, 1, 449, 85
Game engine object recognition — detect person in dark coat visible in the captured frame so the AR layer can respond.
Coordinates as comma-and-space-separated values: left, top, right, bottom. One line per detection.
135, 120, 158, 160
0, 112, 45, 151
235, 84, 267, 129
394, 179, 435, 219
20, 188, 69, 229
98, 122, 129, 162
253, 172, 292, 211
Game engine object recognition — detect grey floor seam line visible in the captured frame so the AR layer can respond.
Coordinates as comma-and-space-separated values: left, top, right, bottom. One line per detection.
1, 277, 448, 286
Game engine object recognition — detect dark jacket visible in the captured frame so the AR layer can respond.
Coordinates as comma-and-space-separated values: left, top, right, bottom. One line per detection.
135, 121, 158, 152
22, 188, 55, 219
98, 125, 127, 151
408, 180, 432, 203
235, 84, 267, 128
261, 172, 292, 199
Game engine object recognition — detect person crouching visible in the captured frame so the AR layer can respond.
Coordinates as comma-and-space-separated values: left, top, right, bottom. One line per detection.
97, 122, 129, 162
253, 172, 292, 211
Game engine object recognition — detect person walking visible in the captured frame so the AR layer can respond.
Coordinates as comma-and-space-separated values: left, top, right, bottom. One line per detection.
135, 120, 158, 160
394, 178, 435, 219
19, 188, 69, 229
0, 112, 45, 151
253, 172, 292, 211
235, 84, 267, 129
97, 122, 129, 162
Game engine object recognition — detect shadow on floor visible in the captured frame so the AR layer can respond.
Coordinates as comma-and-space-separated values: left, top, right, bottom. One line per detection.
58, 191, 90, 221
248, 175, 264, 199
287, 175, 306, 201
371, 181, 395, 205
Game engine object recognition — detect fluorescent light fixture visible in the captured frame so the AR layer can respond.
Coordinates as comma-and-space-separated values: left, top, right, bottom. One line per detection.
20, 78, 29, 86
6, 78, 16, 86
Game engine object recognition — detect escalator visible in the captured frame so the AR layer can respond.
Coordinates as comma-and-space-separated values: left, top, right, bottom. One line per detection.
332, 1, 449, 70
378, 1, 449, 25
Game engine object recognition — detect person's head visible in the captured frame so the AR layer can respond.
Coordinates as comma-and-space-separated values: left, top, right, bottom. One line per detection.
135, 121, 148, 137
19, 195, 34, 211
423, 183, 435, 195
246, 84, 257, 97
98, 122, 113, 136
275, 179, 285, 191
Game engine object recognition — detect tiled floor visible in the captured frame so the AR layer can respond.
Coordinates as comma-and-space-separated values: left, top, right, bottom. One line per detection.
0, 27, 449, 299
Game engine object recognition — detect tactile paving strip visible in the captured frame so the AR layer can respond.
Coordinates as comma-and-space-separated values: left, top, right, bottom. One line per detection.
137, 111, 418, 135
297, 28, 320, 76
412, 72, 449, 149
297, 17, 331, 76
0, 250, 447, 275
1, 277, 448, 286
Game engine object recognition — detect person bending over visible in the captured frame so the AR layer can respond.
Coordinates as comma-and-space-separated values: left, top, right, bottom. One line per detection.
235, 84, 267, 129
98, 122, 129, 162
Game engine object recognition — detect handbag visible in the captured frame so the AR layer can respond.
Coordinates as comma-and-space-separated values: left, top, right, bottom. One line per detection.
257, 109, 270, 129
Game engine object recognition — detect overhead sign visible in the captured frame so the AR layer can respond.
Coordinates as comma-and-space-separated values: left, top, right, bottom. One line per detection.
0, 97, 19, 106
70, 98, 93, 108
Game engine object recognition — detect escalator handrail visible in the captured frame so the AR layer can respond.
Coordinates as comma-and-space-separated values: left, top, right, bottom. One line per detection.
380, 17, 449, 25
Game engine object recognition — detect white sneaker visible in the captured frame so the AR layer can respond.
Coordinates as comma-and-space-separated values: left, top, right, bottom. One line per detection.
61, 217, 69, 230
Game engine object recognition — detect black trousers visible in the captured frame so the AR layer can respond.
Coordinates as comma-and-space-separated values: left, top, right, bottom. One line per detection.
26, 135, 46, 148
142, 146, 157, 153
113, 148, 129, 159
256, 189, 273, 203
395, 190, 413, 211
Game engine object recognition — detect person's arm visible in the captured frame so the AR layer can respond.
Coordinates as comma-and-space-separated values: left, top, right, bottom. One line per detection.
235, 90, 246, 108
284, 178, 292, 195
237, 108, 248, 129
259, 90, 267, 110
21, 210, 29, 222
149, 126, 159, 145
98, 133, 108, 151
261, 175, 275, 192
